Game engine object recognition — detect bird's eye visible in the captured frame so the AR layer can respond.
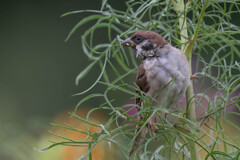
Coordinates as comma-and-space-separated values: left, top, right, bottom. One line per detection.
134, 36, 144, 44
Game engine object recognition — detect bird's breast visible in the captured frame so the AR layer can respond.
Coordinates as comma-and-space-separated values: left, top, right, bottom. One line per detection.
142, 51, 190, 107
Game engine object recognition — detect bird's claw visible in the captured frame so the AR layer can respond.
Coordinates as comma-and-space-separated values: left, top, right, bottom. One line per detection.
147, 120, 158, 136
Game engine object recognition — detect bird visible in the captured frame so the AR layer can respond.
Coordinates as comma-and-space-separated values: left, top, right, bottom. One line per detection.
121, 30, 190, 156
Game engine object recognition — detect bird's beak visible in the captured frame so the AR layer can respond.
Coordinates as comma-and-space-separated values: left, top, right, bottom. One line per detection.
121, 38, 135, 47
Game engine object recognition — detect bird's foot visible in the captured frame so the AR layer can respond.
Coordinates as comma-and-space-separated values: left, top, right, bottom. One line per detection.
147, 119, 158, 136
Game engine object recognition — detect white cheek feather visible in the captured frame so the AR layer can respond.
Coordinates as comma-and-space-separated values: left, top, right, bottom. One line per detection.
135, 40, 156, 58
136, 44, 144, 58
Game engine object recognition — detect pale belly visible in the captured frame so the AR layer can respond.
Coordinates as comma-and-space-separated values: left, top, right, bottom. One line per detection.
143, 56, 190, 108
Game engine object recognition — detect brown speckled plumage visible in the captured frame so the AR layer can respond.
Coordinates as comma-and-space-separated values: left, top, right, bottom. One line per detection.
135, 62, 149, 105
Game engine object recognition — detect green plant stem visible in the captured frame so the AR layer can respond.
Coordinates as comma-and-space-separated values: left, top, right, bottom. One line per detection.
171, 0, 199, 159
88, 143, 93, 160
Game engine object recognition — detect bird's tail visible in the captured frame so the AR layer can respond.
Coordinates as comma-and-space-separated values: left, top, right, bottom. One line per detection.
129, 127, 148, 157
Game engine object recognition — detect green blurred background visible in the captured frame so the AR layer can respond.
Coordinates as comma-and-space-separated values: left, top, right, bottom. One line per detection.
1, 1, 240, 160
0, 1, 126, 159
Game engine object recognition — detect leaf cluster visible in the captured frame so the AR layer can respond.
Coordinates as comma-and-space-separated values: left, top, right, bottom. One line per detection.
39, 0, 240, 159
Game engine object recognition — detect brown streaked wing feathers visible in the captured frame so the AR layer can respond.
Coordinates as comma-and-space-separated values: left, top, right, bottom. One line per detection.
135, 62, 149, 105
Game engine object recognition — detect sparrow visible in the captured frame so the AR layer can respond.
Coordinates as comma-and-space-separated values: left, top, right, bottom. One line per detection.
121, 30, 190, 156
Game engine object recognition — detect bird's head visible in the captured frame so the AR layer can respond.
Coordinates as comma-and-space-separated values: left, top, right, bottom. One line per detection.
121, 30, 168, 59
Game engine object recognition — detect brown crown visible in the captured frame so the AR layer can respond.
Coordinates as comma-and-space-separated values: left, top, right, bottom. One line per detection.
131, 30, 168, 48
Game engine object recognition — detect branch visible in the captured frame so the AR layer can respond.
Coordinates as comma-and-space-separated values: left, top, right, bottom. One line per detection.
170, 0, 206, 159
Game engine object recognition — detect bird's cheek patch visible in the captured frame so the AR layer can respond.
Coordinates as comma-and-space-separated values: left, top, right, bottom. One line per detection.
141, 42, 154, 51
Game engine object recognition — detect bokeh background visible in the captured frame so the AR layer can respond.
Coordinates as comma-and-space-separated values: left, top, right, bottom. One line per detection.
0, 1, 127, 159
1, 1, 239, 160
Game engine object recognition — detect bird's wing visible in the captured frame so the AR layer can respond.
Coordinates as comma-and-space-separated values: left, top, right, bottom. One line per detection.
135, 62, 149, 105
130, 62, 150, 156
